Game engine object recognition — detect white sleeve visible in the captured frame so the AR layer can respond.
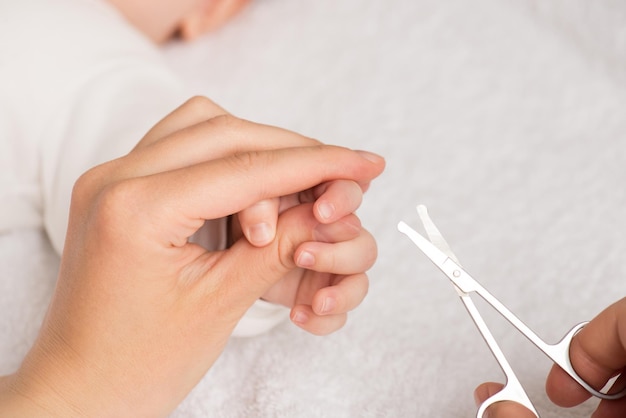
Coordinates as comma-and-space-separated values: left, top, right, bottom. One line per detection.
233, 300, 289, 336
40, 64, 190, 254
39, 63, 288, 336
3, 0, 287, 337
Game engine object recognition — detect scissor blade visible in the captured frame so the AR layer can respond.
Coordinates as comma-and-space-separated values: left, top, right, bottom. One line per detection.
398, 221, 449, 267
416, 205, 461, 265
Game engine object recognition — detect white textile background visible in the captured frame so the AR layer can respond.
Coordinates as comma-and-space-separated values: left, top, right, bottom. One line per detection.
2, 0, 626, 416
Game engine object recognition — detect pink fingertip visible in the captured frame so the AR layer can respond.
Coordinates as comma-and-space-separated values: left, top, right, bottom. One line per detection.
317, 202, 335, 221
320, 297, 337, 314
356, 150, 385, 164
247, 223, 272, 245
292, 311, 309, 325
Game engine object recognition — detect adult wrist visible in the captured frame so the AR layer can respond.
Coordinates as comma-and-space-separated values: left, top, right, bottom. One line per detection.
4, 333, 123, 418
0, 372, 67, 417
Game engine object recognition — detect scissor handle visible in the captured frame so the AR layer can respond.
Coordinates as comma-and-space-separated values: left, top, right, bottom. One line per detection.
463, 268, 626, 402
546, 322, 626, 400
477, 378, 539, 418
476, 321, 626, 417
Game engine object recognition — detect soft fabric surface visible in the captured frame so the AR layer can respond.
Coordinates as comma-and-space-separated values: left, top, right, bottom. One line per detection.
2, 0, 626, 416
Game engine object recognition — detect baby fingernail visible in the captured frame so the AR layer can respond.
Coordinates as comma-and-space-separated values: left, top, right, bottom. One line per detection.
317, 202, 335, 220
296, 251, 315, 268
248, 223, 272, 245
292, 311, 309, 325
321, 297, 336, 314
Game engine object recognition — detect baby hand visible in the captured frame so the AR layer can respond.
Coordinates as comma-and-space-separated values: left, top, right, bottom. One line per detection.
5, 116, 381, 418
234, 179, 367, 247
270, 209, 375, 336
132, 96, 383, 336
233, 179, 376, 336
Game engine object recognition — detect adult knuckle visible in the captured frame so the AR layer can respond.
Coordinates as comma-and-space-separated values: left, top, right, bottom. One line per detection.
72, 168, 98, 202
309, 143, 328, 153
228, 150, 270, 175
230, 151, 255, 171
203, 114, 249, 145
207, 113, 242, 131
91, 179, 144, 236
184, 95, 214, 114
97, 180, 135, 215
70, 162, 115, 210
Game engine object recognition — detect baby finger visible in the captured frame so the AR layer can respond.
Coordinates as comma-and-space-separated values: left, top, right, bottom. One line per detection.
294, 228, 377, 275
311, 273, 369, 316
312, 179, 363, 224
237, 198, 280, 246
290, 305, 348, 336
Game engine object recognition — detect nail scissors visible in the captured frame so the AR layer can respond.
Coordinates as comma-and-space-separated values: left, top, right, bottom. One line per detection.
397, 205, 626, 417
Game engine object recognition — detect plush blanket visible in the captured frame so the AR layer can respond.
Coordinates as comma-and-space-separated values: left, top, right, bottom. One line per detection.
2, 0, 626, 416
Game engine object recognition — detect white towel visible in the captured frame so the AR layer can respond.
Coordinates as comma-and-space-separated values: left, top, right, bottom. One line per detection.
2, 0, 626, 416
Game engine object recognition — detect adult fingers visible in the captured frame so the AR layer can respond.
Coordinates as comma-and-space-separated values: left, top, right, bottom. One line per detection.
128, 114, 323, 179
474, 383, 536, 418
86, 114, 326, 199
546, 297, 626, 407
474, 382, 504, 407
135, 96, 228, 148
545, 365, 592, 407
126, 146, 385, 245
592, 374, 626, 418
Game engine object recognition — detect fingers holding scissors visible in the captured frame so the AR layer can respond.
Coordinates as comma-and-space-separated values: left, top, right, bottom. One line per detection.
474, 297, 626, 417
400, 207, 626, 416
546, 297, 626, 415
474, 382, 536, 418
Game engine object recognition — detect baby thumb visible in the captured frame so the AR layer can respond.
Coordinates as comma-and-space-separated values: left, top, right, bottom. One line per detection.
211, 203, 319, 315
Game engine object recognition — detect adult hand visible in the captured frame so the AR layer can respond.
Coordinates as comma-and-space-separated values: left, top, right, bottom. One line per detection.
474, 297, 626, 417
232, 180, 376, 335
546, 297, 626, 417
137, 97, 383, 336
0, 97, 385, 418
473, 383, 537, 418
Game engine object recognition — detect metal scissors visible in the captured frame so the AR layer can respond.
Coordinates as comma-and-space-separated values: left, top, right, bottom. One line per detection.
397, 205, 626, 417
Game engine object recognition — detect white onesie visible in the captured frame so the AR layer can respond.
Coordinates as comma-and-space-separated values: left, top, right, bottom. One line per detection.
0, 0, 286, 336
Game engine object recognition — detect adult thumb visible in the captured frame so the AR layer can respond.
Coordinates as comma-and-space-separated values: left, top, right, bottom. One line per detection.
209, 203, 322, 316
